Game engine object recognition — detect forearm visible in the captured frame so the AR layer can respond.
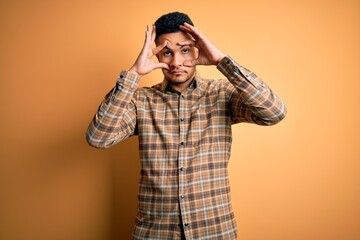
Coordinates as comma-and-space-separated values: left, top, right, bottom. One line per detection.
86, 71, 140, 148
217, 56, 287, 125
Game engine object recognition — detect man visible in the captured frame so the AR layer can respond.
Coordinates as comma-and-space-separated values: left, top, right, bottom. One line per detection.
86, 12, 286, 240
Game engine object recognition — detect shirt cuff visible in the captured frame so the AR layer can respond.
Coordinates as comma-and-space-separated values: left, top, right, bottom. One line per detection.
217, 56, 262, 89
116, 70, 141, 90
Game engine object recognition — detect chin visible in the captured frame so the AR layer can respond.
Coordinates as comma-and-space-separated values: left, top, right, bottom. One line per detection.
166, 75, 188, 83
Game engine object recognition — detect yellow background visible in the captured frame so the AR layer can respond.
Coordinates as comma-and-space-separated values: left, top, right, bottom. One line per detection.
0, 0, 359, 239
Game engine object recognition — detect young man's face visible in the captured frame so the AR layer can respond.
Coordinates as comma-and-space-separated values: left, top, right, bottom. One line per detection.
156, 31, 198, 92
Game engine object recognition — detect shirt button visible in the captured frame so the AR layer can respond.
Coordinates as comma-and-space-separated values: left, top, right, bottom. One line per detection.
180, 167, 184, 172
180, 195, 185, 199
180, 142, 184, 146
184, 223, 189, 227
180, 118, 184, 122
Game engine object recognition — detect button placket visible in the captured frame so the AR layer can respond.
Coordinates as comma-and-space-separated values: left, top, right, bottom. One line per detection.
179, 94, 185, 147
178, 93, 188, 228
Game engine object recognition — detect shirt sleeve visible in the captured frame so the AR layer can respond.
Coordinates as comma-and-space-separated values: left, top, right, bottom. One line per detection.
86, 71, 140, 148
217, 56, 287, 125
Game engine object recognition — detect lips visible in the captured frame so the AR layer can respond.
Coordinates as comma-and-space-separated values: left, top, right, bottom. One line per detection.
169, 69, 186, 74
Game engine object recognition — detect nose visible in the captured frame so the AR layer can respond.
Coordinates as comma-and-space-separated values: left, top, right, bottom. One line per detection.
170, 53, 182, 68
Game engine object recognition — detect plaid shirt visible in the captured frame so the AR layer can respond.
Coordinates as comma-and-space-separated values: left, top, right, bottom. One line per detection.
86, 56, 286, 239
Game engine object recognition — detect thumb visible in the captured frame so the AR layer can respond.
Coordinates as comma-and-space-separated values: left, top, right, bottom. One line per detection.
152, 40, 169, 55
154, 62, 169, 70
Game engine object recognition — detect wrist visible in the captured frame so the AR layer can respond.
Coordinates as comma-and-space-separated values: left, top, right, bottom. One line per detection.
128, 66, 143, 77
215, 53, 226, 65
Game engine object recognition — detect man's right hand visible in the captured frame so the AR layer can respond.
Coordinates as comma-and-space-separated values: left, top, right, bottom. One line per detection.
129, 25, 169, 76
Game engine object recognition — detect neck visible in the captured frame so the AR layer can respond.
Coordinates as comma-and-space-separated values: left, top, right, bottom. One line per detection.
168, 72, 196, 93
170, 79, 194, 93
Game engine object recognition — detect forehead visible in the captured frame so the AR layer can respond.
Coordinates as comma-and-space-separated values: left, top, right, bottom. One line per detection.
156, 31, 193, 47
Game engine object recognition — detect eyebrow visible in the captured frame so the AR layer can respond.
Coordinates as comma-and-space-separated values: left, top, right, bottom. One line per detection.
162, 44, 191, 52
177, 43, 192, 48
163, 46, 172, 51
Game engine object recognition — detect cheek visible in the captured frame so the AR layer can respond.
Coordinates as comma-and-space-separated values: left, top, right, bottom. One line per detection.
157, 57, 165, 63
156, 54, 162, 62
158, 55, 170, 63
187, 50, 198, 60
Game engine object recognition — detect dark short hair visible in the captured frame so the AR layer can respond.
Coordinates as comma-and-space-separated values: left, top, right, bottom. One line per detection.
154, 12, 194, 40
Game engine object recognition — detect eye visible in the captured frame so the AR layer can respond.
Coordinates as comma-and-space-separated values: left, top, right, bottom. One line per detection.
182, 48, 190, 54
163, 51, 172, 57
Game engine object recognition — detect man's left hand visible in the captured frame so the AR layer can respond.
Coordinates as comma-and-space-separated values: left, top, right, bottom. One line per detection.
179, 22, 226, 67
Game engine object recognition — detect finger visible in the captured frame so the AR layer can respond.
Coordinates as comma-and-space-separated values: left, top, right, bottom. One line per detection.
178, 40, 196, 47
179, 24, 193, 36
183, 22, 198, 31
154, 62, 169, 70
183, 59, 199, 67
179, 30, 196, 42
150, 25, 156, 43
152, 40, 168, 55
180, 23, 202, 39
145, 25, 151, 45
180, 22, 195, 34
179, 23, 192, 31
179, 27, 198, 42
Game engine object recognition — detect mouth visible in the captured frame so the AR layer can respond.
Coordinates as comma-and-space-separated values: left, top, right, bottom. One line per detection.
168, 70, 186, 75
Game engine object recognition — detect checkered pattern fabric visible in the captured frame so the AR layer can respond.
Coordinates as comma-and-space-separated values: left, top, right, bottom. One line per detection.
86, 56, 286, 239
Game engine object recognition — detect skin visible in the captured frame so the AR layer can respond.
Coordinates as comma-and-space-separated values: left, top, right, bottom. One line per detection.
129, 23, 226, 92
155, 31, 198, 92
